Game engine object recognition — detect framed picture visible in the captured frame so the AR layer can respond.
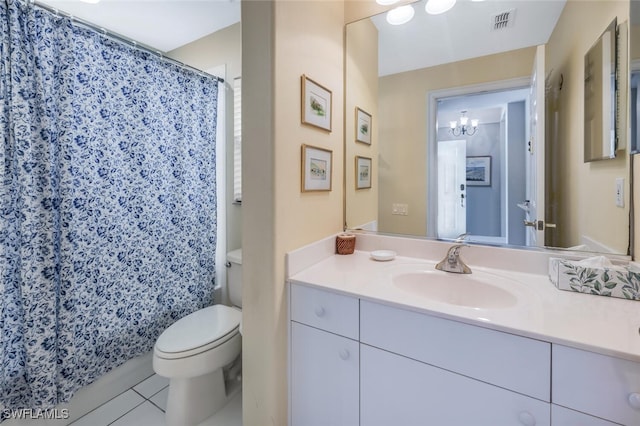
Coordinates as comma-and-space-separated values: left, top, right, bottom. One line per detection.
355, 156, 372, 189
356, 107, 372, 145
301, 75, 332, 132
301, 144, 332, 192
466, 156, 491, 186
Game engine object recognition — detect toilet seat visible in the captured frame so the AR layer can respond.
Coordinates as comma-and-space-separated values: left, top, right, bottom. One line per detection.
155, 305, 242, 360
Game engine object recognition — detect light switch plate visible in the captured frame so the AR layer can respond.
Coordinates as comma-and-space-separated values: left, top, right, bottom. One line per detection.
615, 178, 624, 208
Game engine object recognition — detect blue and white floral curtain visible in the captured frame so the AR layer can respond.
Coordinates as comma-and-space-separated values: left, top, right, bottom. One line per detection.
0, 0, 219, 410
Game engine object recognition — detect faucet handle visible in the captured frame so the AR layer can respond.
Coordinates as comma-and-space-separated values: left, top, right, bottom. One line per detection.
448, 243, 468, 258
436, 243, 472, 274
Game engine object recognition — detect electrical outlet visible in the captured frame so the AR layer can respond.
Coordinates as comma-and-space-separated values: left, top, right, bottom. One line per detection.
392, 203, 408, 216
615, 178, 624, 207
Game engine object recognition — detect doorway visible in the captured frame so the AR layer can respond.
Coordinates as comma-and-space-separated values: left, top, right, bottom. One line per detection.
427, 81, 531, 246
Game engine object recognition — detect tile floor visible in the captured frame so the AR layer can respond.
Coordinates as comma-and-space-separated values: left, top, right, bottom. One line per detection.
68, 374, 242, 426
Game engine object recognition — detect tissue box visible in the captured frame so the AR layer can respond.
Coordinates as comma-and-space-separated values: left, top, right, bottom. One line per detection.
549, 257, 640, 301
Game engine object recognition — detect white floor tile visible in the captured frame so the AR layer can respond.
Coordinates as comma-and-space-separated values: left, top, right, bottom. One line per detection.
69, 390, 144, 426
133, 374, 169, 399
149, 386, 169, 412
197, 391, 242, 426
110, 401, 166, 426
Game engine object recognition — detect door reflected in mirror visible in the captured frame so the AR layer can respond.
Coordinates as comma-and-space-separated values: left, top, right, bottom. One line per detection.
434, 88, 529, 246
345, 0, 631, 256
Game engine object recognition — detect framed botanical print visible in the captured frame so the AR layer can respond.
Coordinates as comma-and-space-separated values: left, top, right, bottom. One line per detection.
301, 75, 332, 132
356, 107, 372, 145
355, 156, 372, 189
302, 144, 332, 192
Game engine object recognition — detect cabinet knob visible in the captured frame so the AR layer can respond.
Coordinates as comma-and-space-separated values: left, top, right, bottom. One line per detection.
314, 306, 325, 317
518, 411, 536, 426
628, 393, 640, 409
339, 349, 350, 360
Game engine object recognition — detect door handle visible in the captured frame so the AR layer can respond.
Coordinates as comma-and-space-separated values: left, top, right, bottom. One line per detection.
524, 220, 557, 230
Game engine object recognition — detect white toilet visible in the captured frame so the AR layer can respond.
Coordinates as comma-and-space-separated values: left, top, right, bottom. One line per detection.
153, 249, 243, 426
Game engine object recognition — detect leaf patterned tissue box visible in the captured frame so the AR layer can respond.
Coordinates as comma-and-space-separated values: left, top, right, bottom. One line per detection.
548, 256, 640, 301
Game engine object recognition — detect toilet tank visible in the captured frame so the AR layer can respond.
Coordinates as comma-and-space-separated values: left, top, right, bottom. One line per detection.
226, 249, 242, 308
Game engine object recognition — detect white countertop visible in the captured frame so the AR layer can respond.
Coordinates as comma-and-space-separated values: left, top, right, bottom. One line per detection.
289, 250, 640, 363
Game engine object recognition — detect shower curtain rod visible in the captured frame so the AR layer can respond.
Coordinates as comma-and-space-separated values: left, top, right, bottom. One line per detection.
29, 0, 224, 83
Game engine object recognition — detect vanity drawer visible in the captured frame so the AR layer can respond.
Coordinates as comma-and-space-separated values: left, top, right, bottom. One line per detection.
290, 283, 359, 340
360, 300, 551, 401
552, 345, 640, 425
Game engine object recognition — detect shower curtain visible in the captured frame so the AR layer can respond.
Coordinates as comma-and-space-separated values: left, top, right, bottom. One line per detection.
0, 0, 219, 410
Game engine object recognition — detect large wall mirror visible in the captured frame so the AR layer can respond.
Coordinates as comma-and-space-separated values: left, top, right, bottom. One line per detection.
345, 0, 632, 256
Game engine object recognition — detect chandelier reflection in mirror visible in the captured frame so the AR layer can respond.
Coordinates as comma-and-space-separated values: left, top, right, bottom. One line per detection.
449, 110, 479, 136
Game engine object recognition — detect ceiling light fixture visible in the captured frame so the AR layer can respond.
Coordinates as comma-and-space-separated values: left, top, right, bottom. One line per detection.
376, 0, 400, 5
79, 0, 101, 3
425, 0, 456, 15
386, 4, 415, 25
449, 111, 479, 136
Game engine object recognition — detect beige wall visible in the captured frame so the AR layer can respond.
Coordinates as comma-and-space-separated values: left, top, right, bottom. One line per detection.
168, 23, 242, 81
168, 23, 243, 252
632, 24, 640, 62
546, 0, 629, 253
377, 47, 536, 235
345, 19, 378, 229
242, 1, 344, 424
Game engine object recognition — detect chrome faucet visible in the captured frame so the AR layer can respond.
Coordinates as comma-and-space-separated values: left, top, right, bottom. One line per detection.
435, 234, 472, 274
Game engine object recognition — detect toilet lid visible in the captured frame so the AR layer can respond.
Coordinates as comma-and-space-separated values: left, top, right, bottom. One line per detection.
155, 305, 242, 355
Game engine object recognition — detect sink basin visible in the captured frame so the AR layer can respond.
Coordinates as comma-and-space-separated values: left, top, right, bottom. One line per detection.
391, 269, 518, 309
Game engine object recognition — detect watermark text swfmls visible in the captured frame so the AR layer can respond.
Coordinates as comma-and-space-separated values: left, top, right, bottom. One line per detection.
1, 408, 70, 420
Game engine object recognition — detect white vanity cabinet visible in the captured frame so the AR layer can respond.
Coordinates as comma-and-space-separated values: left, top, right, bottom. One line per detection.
289, 284, 360, 426
360, 300, 551, 426
288, 282, 640, 426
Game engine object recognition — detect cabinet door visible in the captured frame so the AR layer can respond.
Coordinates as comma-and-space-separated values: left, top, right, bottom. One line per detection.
290, 322, 359, 426
553, 345, 640, 425
361, 344, 550, 426
552, 405, 620, 426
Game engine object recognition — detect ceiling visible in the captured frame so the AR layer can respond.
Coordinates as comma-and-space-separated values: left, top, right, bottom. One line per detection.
437, 87, 530, 126
372, 0, 566, 76
371, 0, 566, 126
37, 0, 565, 124
38, 0, 240, 53
38, 0, 565, 70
